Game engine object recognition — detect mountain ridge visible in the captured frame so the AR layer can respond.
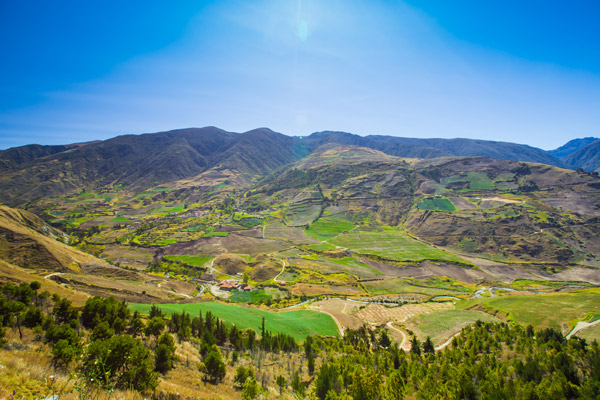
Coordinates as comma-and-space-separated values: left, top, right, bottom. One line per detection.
1, 126, 595, 207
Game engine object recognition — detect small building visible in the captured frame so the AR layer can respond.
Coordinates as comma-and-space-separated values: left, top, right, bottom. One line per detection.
218, 280, 241, 291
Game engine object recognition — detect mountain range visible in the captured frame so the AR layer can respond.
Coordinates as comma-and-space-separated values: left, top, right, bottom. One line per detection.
0, 127, 598, 206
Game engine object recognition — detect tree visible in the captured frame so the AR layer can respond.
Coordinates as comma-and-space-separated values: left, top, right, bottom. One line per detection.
90, 321, 115, 342
52, 297, 79, 326
22, 306, 44, 328
52, 339, 81, 369
149, 304, 165, 319
129, 311, 145, 337
308, 352, 316, 376
81, 296, 130, 333
410, 336, 421, 356
204, 346, 226, 383
242, 377, 261, 400
291, 371, 305, 397
155, 333, 176, 374
315, 362, 342, 400
276, 375, 286, 396
423, 336, 435, 354
145, 316, 165, 338
84, 335, 158, 392
234, 366, 255, 387
384, 370, 406, 399
380, 330, 391, 348
29, 281, 41, 307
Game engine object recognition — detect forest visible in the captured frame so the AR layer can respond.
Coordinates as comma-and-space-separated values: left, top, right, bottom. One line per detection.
1, 281, 599, 399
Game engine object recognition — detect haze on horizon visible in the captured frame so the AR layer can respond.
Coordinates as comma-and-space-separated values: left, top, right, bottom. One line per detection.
1, 0, 599, 151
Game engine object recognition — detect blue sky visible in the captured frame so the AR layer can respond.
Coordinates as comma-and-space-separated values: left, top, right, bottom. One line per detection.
1, 0, 599, 150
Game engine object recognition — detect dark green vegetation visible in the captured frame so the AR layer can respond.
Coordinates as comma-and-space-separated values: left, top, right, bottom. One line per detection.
417, 197, 456, 211
308, 321, 600, 399
0, 289, 299, 397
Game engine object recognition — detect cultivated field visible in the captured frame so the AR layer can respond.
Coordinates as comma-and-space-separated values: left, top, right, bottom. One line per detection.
329, 227, 465, 263
129, 301, 340, 341
405, 309, 500, 346
458, 288, 600, 334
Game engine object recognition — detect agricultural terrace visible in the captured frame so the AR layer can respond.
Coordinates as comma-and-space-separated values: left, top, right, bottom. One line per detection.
129, 301, 339, 341
305, 215, 356, 241
329, 227, 466, 263
417, 197, 456, 211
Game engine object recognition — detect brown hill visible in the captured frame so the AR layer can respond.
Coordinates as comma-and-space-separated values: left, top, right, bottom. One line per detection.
0, 205, 104, 273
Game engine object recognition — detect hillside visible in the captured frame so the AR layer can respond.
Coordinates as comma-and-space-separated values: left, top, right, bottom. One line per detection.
549, 137, 599, 159
0, 127, 584, 207
564, 139, 600, 172
0, 127, 306, 206
304, 131, 567, 168
0, 205, 95, 273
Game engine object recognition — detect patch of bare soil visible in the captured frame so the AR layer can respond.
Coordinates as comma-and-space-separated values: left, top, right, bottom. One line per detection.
420, 261, 494, 284
160, 280, 197, 296
460, 256, 538, 283
249, 260, 281, 281
166, 236, 226, 256
213, 254, 247, 275
310, 299, 364, 330
359, 257, 431, 278
541, 191, 599, 216
221, 234, 290, 254
354, 302, 453, 325
449, 197, 477, 209
102, 244, 154, 270
289, 283, 363, 297
553, 266, 600, 285
80, 262, 144, 280
236, 228, 263, 238
49, 273, 178, 303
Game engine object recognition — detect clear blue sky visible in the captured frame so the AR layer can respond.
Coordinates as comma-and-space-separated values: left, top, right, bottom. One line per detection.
1, 0, 599, 150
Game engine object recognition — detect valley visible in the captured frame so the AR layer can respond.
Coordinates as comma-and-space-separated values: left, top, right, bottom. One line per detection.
0, 129, 599, 398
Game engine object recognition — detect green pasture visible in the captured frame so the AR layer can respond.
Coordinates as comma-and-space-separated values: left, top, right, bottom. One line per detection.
128, 301, 339, 341
441, 172, 494, 191
408, 309, 500, 345
457, 288, 600, 333
329, 227, 465, 262
417, 197, 456, 212
163, 255, 212, 267
306, 215, 355, 241
576, 325, 600, 343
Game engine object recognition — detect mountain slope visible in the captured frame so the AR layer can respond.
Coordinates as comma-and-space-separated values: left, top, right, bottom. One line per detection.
0, 127, 308, 206
549, 137, 599, 159
304, 131, 566, 168
564, 139, 600, 171
0, 205, 106, 273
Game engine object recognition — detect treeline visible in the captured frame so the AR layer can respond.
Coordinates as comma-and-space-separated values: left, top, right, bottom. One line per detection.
0, 284, 297, 397
306, 321, 600, 399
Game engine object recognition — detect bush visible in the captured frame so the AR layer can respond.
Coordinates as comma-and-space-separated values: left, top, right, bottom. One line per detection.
84, 335, 158, 392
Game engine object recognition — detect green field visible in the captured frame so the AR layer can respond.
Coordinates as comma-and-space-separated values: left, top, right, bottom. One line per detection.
329, 227, 465, 262
230, 288, 271, 303
363, 277, 471, 297
576, 324, 600, 343
306, 215, 355, 241
129, 302, 339, 341
163, 255, 212, 267
407, 309, 500, 345
441, 172, 495, 191
458, 289, 600, 333
417, 197, 456, 212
